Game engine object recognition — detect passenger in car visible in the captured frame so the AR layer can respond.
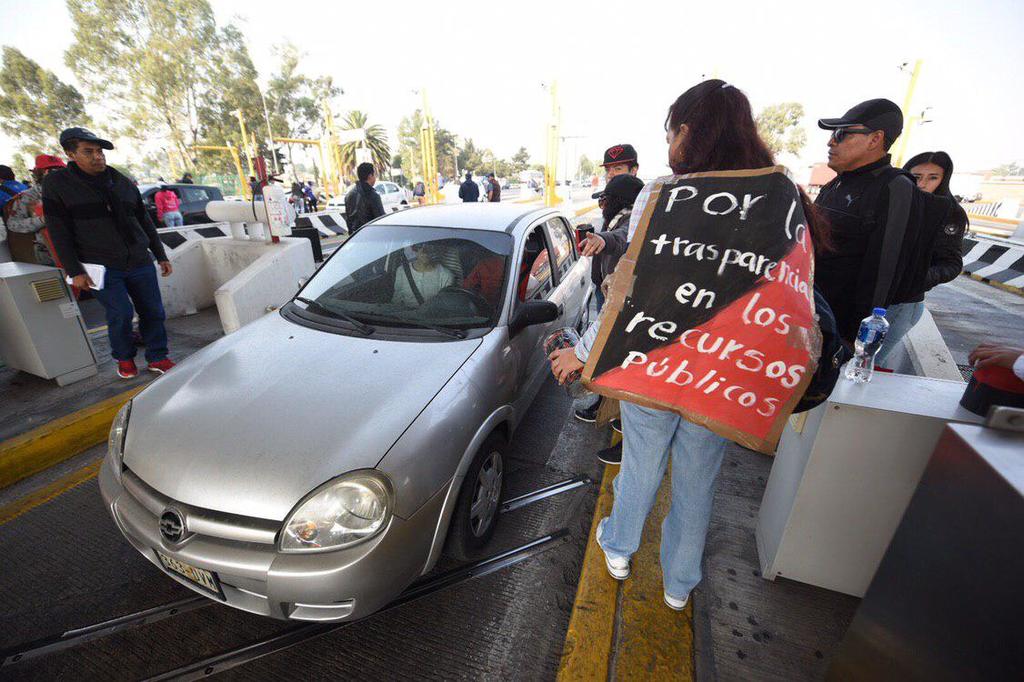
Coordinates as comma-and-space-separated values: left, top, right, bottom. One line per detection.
464, 255, 505, 303
392, 242, 456, 307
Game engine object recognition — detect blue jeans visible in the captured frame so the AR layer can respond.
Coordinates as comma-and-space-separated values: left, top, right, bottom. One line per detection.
92, 263, 168, 363
598, 401, 728, 599
875, 301, 925, 366
162, 211, 183, 227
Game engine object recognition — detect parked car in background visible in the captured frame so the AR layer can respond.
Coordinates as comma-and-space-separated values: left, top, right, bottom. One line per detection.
140, 184, 225, 226
325, 181, 410, 213
99, 203, 594, 623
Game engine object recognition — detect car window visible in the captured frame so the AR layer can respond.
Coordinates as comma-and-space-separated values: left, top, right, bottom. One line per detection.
558, 218, 579, 259
546, 218, 574, 281
386, 183, 398, 193
518, 225, 554, 302
181, 186, 213, 204
296, 226, 514, 334
375, 185, 386, 195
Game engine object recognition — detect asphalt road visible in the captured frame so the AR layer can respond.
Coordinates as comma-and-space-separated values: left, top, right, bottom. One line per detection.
0, 376, 608, 680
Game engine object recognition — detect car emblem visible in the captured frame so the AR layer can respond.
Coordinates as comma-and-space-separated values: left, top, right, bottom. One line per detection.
160, 509, 186, 543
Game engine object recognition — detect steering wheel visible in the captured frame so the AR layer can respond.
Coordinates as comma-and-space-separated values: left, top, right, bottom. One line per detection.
437, 286, 493, 315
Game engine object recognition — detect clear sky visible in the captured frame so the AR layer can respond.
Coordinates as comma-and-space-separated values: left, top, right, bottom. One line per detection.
1, 0, 1022, 180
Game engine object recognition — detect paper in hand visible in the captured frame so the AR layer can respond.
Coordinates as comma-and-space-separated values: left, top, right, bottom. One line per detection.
65, 262, 106, 290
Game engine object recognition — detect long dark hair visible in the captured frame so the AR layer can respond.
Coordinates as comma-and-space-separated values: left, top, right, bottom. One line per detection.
904, 151, 955, 198
666, 80, 832, 252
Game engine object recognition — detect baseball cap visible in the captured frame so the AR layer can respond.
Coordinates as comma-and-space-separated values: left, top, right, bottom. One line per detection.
33, 154, 66, 171
601, 144, 638, 168
59, 127, 114, 150
817, 99, 903, 144
591, 173, 644, 203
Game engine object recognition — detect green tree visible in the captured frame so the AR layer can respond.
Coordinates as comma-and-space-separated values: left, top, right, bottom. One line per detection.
578, 154, 596, 180
511, 146, 530, 174
992, 161, 1023, 176
458, 138, 489, 175
0, 46, 89, 154
756, 102, 806, 156
65, 0, 222, 165
396, 109, 457, 181
194, 23, 264, 175
338, 110, 391, 180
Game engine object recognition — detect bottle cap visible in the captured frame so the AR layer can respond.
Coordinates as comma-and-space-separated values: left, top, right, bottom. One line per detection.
873, 307, 887, 317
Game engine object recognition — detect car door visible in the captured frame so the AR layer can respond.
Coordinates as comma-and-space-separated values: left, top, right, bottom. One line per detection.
508, 221, 562, 415
544, 217, 590, 331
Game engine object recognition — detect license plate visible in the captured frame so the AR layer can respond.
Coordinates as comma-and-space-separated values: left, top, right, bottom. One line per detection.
157, 551, 223, 598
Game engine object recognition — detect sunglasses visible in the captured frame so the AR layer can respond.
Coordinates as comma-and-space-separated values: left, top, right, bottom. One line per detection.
830, 128, 876, 144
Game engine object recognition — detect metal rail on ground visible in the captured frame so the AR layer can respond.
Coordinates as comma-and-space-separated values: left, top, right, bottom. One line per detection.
1, 476, 592, 670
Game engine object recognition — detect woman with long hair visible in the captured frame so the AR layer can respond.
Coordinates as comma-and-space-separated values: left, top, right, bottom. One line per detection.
550, 79, 828, 610
875, 151, 967, 365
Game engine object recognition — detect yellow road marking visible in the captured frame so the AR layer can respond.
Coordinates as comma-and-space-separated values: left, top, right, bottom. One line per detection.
0, 459, 101, 526
558, 463, 620, 681
615, 472, 695, 681
968, 273, 1023, 297
0, 386, 145, 489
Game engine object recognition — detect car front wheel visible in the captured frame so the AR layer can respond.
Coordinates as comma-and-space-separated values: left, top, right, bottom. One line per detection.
446, 432, 506, 560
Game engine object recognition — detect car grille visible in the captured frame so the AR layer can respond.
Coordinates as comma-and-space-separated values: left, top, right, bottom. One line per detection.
122, 468, 280, 546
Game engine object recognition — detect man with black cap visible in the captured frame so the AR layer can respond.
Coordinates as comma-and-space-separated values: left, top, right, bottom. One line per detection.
43, 127, 175, 379
814, 98, 916, 342
600, 143, 638, 180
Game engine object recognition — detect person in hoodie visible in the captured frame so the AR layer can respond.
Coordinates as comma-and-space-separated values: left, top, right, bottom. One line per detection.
875, 151, 968, 365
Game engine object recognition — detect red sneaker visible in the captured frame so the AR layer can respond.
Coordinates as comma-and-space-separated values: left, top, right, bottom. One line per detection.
117, 359, 138, 379
147, 358, 176, 375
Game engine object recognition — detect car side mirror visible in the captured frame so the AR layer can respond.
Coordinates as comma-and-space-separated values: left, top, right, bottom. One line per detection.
510, 300, 558, 337
297, 276, 309, 289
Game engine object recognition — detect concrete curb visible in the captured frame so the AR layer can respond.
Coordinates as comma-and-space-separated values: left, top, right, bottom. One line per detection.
558, 435, 696, 681
0, 386, 143, 490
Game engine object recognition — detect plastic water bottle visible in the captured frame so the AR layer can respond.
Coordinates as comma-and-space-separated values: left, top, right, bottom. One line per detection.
845, 308, 890, 384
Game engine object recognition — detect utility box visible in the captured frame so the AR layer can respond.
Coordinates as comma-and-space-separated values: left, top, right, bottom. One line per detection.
0, 262, 98, 386
756, 372, 984, 597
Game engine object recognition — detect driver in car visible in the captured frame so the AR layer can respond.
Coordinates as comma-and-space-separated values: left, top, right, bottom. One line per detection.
392, 242, 457, 307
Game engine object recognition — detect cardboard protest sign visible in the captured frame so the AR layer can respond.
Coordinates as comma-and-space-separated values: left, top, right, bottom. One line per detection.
582, 166, 821, 454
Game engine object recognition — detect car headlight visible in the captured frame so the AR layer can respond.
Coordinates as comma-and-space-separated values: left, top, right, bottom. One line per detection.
279, 470, 394, 553
106, 401, 131, 481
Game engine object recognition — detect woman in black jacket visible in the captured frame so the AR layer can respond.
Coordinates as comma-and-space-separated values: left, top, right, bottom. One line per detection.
876, 151, 967, 365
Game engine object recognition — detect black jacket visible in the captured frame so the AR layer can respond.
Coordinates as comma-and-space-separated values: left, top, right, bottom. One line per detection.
902, 151, 968, 292
591, 208, 631, 288
814, 156, 916, 341
458, 179, 480, 202
42, 163, 168, 277
344, 181, 385, 233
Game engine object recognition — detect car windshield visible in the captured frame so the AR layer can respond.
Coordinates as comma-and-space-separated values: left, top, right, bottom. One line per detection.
295, 225, 513, 335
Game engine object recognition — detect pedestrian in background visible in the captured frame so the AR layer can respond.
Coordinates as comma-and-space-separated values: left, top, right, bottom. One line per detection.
4, 154, 66, 265
486, 172, 501, 202
178, 172, 194, 184
870, 151, 968, 364
43, 127, 175, 379
290, 181, 306, 214
814, 99, 913, 342
344, 162, 385, 233
155, 185, 183, 227
304, 181, 318, 212
413, 180, 426, 205
550, 80, 829, 611
459, 171, 480, 202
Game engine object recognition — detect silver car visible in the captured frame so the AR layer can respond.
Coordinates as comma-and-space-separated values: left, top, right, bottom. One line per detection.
100, 204, 593, 622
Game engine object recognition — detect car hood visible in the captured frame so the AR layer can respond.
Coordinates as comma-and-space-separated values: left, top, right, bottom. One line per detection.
124, 313, 481, 521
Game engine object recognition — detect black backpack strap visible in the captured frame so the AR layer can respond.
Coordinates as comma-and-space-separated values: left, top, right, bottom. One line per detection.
872, 173, 915, 308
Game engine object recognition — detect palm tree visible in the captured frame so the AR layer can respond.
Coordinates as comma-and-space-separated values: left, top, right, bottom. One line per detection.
338, 110, 391, 181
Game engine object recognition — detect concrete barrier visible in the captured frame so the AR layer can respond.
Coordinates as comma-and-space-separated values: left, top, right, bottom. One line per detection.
962, 234, 1024, 293
158, 236, 315, 334
213, 238, 314, 334
294, 211, 347, 237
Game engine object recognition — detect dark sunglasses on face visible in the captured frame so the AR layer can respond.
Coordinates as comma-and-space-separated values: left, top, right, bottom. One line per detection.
830, 127, 875, 144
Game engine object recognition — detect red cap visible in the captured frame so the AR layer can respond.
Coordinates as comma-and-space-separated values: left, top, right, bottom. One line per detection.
34, 154, 66, 171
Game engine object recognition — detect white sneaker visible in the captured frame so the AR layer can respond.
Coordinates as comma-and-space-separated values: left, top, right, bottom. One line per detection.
595, 520, 630, 580
664, 592, 689, 611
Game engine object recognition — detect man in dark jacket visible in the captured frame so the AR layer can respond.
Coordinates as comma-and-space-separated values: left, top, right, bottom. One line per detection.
486, 172, 501, 202
814, 99, 916, 342
458, 171, 480, 202
581, 173, 645, 307
344, 162, 385, 234
43, 127, 174, 379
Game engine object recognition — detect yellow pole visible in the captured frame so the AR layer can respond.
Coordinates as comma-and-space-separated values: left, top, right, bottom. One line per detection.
228, 145, 249, 199
893, 59, 923, 168
233, 109, 255, 177
322, 100, 343, 195
420, 89, 440, 204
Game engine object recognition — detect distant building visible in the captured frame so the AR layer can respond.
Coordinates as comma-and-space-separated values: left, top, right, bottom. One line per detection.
806, 163, 836, 198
